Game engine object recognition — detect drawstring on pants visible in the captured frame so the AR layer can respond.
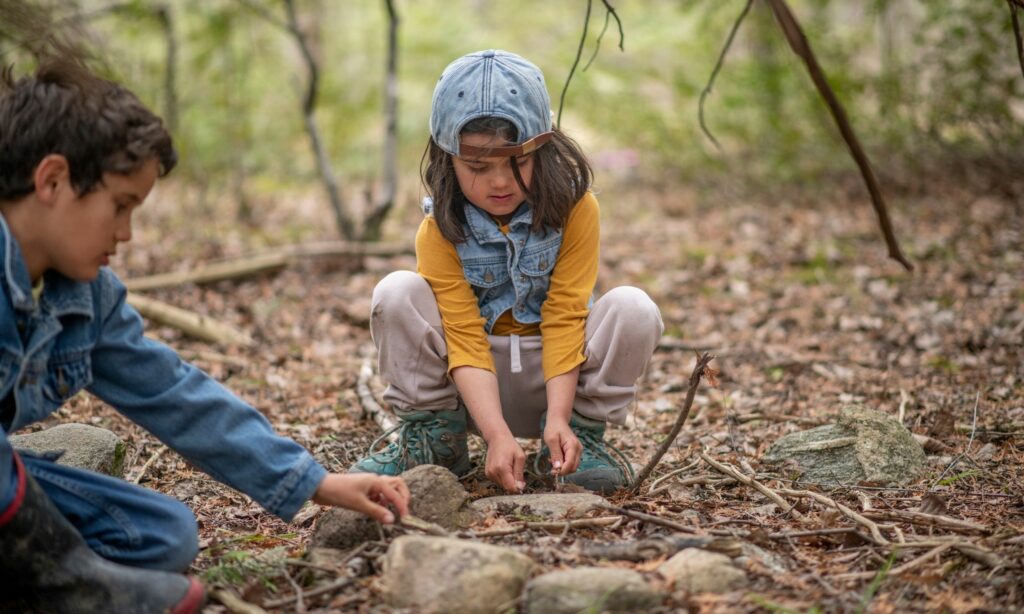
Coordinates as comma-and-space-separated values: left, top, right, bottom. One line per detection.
510, 334, 522, 373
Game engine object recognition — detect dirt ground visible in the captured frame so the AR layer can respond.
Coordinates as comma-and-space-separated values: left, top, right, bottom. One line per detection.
51, 165, 1023, 613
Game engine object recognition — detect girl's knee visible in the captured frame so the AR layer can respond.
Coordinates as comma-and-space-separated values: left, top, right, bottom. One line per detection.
372, 271, 430, 307
602, 286, 663, 333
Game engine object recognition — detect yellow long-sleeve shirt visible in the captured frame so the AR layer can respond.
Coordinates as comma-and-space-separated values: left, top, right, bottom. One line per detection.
415, 192, 600, 381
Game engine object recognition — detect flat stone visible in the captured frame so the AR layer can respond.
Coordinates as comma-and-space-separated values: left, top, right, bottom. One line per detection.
311, 464, 481, 549
470, 493, 606, 520
763, 406, 926, 486
9, 424, 125, 477
658, 548, 747, 594
525, 567, 663, 614
381, 536, 535, 614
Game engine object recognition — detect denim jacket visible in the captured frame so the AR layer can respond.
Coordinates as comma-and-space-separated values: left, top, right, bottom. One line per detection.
0, 213, 326, 521
450, 201, 563, 332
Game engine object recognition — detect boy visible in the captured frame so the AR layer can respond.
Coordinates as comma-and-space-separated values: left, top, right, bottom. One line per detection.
0, 61, 409, 613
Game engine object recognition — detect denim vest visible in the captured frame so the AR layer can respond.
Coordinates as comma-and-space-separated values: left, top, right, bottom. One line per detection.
431, 200, 564, 332
0, 213, 325, 521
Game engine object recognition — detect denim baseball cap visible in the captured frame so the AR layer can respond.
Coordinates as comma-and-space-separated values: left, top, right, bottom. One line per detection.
430, 49, 554, 157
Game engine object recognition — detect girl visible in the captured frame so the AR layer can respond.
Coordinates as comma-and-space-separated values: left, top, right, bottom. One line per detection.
353, 50, 663, 494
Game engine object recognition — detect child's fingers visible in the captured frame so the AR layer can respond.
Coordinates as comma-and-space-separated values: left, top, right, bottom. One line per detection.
512, 449, 526, 492
561, 437, 582, 474
356, 496, 396, 524
376, 478, 411, 517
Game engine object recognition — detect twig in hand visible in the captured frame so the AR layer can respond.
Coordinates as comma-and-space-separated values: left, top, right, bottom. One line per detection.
630, 352, 715, 494
699, 452, 806, 520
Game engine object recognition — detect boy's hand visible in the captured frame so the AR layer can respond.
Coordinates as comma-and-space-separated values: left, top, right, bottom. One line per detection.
543, 419, 582, 476
312, 473, 410, 524
485, 434, 526, 493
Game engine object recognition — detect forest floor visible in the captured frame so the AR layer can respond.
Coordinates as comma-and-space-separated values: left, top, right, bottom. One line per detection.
51, 164, 1023, 613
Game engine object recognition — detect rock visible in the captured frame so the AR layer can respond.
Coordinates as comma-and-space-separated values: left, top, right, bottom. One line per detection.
9, 424, 125, 477
525, 567, 663, 614
658, 548, 747, 594
974, 442, 998, 462
470, 493, 606, 520
380, 536, 535, 614
401, 464, 483, 529
763, 406, 926, 486
311, 464, 481, 549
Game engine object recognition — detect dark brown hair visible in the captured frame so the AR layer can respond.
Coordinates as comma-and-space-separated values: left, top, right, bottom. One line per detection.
421, 118, 593, 243
0, 59, 176, 202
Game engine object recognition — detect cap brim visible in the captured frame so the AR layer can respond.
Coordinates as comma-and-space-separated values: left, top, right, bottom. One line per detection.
458, 131, 554, 158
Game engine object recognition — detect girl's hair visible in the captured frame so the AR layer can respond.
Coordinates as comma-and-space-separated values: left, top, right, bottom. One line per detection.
421, 117, 593, 243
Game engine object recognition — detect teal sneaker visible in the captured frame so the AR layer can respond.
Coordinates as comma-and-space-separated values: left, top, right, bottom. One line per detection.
351, 407, 472, 477
536, 412, 635, 494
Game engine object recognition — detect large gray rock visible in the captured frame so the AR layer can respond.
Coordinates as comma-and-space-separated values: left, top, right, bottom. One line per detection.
525, 567, 663, 614
470, 493, 605, 520
763, 406, 926, 486
9, 424, 125, 477
381, 536, 536, 614
311, 464, 480, 549
658, 548, 747, 594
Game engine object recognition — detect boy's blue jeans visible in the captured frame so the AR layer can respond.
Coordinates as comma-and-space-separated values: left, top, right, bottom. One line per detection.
0, 431, 199, 573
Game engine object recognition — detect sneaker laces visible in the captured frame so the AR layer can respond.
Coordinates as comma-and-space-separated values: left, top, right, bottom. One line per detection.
365, 416, 454, 467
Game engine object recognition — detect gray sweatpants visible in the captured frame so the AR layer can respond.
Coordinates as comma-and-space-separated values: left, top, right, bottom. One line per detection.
370, 271, 664, 438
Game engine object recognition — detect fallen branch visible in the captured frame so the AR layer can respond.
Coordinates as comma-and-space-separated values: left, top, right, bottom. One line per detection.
862, 509, 989, 534
578, 534, 743, 561
128, 293, 253, 347
131, 444, 167, 485
125, 241, 411, 292
629, 352, 714, 493
358, 357, 399, 442
593, 502, 701, 534
700, 452, 806, 521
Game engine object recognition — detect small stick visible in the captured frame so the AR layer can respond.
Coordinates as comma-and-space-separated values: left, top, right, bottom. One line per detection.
399, 514, 450, 536
647, 458, 700, 494
776, 488, 889, 545
131, 445, 167, 485
593, 502, 701, 534
211, 588, 268, 614
630, 352, 714, 493
700, 452, 806, 520
284, 572, 307, 614
358, 357, 399, 441
263, 577, 354, 609
862, 509, 989, 534
831, 543, 953, 581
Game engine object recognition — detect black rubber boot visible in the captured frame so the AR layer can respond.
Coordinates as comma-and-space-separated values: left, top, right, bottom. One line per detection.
0, 453, 205, 614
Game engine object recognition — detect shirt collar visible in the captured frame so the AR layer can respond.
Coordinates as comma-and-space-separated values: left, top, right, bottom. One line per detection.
0, 212, 93, 319
463, 201, 533, 243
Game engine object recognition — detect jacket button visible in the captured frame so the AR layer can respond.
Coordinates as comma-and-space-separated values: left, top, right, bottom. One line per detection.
519, 275, 526, 281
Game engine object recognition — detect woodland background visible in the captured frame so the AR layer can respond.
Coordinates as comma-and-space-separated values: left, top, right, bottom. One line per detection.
3, 1, 1023, 612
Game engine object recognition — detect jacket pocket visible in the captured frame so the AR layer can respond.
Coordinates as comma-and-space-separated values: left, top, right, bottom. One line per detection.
463, 255, 510, 288
42, 352, 93, 405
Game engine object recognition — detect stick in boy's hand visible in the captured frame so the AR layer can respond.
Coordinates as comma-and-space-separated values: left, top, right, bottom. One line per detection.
312, 473, 410, 524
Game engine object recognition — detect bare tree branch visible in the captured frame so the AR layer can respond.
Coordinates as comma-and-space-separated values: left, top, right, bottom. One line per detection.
698, 0, 754, 149
1009, 0, 1024, 80
362, 0, 400, 241
763, 0, 913, 271
582, 0, 625, 71
278, 0, 355, 239
557, 0, 592, 129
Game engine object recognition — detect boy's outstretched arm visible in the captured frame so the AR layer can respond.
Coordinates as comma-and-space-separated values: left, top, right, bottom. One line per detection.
313, 473, 410, 524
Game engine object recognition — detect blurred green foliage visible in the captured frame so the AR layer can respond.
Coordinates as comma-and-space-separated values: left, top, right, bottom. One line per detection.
5, 0, 1023, 191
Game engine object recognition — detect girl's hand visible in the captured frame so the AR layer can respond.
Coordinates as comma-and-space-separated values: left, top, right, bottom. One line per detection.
312, 473, 410, 524
485, 434, 526, 492
543, 419, 582, 476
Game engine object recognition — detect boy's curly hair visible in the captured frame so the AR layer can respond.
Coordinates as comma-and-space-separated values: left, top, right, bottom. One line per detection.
421, 118, 593, 243
0, 59, 176, 201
